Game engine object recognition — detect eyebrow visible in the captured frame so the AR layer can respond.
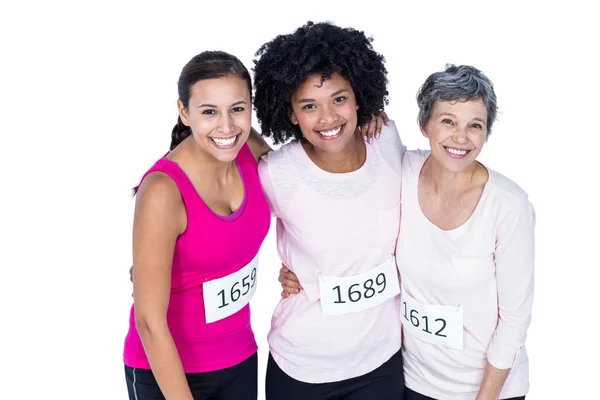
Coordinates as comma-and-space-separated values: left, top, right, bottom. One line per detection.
297, 89, 349, 104
198, 100, 248, 108
438, 112, 486, 125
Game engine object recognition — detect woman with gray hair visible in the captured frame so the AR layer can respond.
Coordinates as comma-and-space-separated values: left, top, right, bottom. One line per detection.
280, 64, 535, 399
397, 64, 534, 399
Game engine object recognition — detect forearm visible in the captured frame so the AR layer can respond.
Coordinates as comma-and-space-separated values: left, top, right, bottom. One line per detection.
137, 321, 193, 400
248, 127, 272, 161
476, 361, 511, 400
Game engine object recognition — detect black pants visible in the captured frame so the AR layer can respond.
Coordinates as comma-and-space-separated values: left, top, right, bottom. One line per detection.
124, 352, 257, 400
265, 350, 404, 400
405, 387, 525, 400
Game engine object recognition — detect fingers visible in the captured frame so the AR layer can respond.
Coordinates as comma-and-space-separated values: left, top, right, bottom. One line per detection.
374, 111, 389, 139
375, 115, 383, 138
130, 265, 134, 297
360, 120, 376, 144
362, 119, 377, 144
279, 264, 302, 296
381, 111, 390, 126
279, 274, 301, 294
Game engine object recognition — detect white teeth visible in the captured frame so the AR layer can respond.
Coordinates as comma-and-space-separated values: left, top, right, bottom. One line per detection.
211, 136, 236, 146
318, 126, 342, 137
446, 147, 468, 155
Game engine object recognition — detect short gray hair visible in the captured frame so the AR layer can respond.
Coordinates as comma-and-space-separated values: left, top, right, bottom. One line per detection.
416, 64, 498, 138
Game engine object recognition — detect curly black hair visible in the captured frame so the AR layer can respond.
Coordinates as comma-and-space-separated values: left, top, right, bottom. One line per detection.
252, 21, 388, 145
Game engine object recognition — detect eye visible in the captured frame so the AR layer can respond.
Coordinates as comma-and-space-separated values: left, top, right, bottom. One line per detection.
333, 96, 346, 104
302, 104, 316, 110
471, 123, 483, 130
442, 118, 453, 125
232, 106, 245, 113
202, 109, 217, 115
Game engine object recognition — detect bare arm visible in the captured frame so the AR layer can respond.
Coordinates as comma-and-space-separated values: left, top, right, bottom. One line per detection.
246, 127, 272, 162
475, 362, 511, 400
133, 172, 193, 400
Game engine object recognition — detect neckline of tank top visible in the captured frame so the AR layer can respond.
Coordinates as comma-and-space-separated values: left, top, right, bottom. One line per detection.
159, 156, 249, 223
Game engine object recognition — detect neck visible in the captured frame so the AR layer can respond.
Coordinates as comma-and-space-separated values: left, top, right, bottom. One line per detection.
175, 137, 236, 181
421, 157, 480, 195
303, 129, 366, 173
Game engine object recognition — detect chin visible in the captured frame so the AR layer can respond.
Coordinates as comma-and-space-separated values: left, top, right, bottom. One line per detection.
210, 147, 242, 163
307, 131, 357, 153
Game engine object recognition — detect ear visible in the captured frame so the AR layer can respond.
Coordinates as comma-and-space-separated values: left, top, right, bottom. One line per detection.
289, 111, 298, 125
420, 125, 429, 138
178, 99, 190, 126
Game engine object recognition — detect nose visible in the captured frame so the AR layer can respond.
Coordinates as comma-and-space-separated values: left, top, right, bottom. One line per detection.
318, 104, 337, 125
217, 113, 235, 134
452, 125, 469, 144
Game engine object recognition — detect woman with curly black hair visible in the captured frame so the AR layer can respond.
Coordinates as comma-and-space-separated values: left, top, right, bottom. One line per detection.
254, 21, 406, 399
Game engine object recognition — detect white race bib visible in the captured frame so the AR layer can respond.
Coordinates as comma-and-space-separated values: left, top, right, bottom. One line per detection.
400, 285, 463, 350
202, 255, 258, 323
318, 258, 400, 315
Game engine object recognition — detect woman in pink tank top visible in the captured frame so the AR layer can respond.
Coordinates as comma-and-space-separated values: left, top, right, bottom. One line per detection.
123, 51, 271, 400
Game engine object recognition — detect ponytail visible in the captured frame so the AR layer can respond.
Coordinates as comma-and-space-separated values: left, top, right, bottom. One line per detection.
170, 116, 192, 151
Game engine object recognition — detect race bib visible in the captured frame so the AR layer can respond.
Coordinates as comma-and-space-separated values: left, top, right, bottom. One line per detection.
400, 286, 463, 350
202, 255, 258, 323
318, 258, 400, 315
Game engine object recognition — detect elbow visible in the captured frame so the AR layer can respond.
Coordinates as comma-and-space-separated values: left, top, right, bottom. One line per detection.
135, 314, 168, 339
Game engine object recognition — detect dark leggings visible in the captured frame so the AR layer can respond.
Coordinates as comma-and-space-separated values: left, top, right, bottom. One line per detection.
265, 350, 404, 400
404, 387, 525, 400
124, 352, 257, 400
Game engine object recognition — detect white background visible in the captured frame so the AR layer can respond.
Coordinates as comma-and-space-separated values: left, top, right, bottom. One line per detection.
1, 0, 598, 398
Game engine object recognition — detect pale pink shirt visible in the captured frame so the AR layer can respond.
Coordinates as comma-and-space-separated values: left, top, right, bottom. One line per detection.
258, 122, 406, 383
397, 150, 535, 399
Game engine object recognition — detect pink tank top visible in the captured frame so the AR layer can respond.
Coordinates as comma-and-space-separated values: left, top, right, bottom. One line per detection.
123, 144, 271, 373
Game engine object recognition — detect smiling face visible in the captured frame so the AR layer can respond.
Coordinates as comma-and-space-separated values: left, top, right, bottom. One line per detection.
289, 73, 359, 154
179, 75, 252, 162
421, 99, 488, 173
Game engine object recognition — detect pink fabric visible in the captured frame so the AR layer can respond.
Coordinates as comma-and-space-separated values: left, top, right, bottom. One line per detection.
123, 143, 271, 373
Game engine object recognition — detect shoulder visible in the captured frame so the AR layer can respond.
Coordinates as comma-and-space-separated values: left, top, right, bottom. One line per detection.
401, 149, 430, 176
376, 120, 404, 151
487, 167, 531, 205
373, 119, 407, 175
259, 141, 302, 170
137, 171, 183, 210
485, 166, 535, 223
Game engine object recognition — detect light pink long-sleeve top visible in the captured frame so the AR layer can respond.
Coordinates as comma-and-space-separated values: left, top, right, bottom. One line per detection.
396, 150, 535, 399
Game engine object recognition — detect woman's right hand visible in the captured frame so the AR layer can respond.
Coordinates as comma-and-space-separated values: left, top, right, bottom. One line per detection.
279, 264, 302, 298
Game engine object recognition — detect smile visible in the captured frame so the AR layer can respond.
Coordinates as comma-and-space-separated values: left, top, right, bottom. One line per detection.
209, 134, 240, 149
316, 124, 345, 140
444, 146, 471, 158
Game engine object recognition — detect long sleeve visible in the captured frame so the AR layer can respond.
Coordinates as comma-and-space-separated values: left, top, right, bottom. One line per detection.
487, 194, 536, 369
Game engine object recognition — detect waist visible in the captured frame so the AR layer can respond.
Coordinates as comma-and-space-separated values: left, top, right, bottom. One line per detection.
268, 294, 401, 380
128, 296, 252, 338
124, 304, 255, 372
